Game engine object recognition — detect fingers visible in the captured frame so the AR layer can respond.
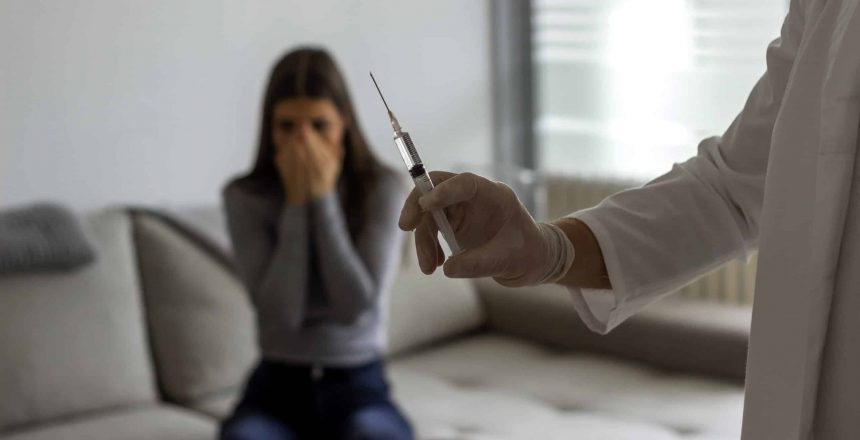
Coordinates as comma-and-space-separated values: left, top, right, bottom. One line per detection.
304, 132, 332, 162
418, 172, 482, 212
301, 139, 324, 170
399, 187, 423, 230
415, 214, 443, 274
276, 142, 312, 200
296, 123, 315, 144
300, 133, 342, 187
275, 147, 295, 180
291, 146, 309, 179
292, 140, 309, 161
399, 171, 458, 231
442, 238, 509, 280
290, 157, 307, 189
302, 125, 342, 163
427, 170, 458, 183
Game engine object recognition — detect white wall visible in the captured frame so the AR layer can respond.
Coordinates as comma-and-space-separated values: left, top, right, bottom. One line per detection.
0, 0, 491, 210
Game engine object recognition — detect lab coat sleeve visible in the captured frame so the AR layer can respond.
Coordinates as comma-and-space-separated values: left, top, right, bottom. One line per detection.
567, 0, 808, 334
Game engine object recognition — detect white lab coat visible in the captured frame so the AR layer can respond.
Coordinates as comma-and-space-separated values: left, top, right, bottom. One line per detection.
567, 0, 860, 438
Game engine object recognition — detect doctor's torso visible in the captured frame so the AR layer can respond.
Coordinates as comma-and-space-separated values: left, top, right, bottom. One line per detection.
742, 0, 860, 438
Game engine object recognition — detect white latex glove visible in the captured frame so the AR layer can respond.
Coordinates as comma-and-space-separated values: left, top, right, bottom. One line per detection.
398, 171, 575, 287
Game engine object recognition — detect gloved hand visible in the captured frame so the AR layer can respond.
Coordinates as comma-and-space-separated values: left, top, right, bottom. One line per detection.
399, 171, 575, 287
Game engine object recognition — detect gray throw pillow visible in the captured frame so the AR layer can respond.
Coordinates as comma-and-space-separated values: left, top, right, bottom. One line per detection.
0, 203, 95, 274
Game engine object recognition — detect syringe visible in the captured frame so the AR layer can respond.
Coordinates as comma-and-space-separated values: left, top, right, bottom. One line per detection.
370, 72, 462, 256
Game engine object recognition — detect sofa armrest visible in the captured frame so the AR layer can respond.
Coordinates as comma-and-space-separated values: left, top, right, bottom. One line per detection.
475, 279, 751, 383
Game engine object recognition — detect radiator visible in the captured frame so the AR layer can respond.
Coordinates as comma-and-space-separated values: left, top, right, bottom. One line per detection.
543, 173, 757, 306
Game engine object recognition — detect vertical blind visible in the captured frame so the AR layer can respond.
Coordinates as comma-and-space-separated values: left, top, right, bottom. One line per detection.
534, 0, 788, 179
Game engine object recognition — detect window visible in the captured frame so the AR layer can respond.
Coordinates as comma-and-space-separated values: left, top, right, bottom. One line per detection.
533, 0, 788, 180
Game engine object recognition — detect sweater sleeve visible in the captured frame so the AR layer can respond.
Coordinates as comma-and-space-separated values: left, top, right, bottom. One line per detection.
309, 173, 406, 323
567, 0, 807, 334
223, 183, 308, 329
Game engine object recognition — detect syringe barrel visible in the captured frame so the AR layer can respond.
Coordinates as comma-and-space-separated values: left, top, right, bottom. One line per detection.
394, 132, 422, 170
412, 171, 462, 255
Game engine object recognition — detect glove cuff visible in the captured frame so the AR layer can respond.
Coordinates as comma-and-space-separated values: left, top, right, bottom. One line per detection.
537, 222, 576, 284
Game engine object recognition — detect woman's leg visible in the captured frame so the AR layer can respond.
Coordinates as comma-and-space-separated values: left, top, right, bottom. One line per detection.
318, 360, 414, 440
220, 410, 297, 440
219, 361, 303, 440
341, 402, 414, 440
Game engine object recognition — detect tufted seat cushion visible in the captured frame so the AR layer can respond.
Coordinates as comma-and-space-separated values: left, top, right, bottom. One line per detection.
389, 334, 743, 440
0, 406, 215, 440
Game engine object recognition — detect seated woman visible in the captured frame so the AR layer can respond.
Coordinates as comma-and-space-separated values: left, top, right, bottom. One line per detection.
220, 47, 412, 440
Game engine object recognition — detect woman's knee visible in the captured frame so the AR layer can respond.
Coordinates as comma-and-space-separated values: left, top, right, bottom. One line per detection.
343, 405, 413, 440
220, 411, 295, 440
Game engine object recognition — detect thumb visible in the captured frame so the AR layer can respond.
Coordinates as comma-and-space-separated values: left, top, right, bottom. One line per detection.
442, 238, 511, 279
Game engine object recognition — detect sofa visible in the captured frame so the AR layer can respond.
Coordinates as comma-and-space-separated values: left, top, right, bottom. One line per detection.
0, 207, 751, 440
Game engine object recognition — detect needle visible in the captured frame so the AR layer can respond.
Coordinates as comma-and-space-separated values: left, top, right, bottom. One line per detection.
370, 72, 401, 131
370, 72, 392, 114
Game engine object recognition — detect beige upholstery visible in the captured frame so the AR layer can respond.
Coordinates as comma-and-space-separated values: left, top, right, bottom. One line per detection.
476, 280, 751, 382
187, 392, 240, 420
385, 249, 485, 357
134, 209, 746, 438
200, 333, 745, 438
0, 211, 156, 431
1, 406, 215, 440
1, 206, 749, 439
131, 213, 258, 405
390, 334, 743, 440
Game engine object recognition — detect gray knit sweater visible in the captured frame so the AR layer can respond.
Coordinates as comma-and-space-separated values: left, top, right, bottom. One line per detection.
223, 171, 405, 366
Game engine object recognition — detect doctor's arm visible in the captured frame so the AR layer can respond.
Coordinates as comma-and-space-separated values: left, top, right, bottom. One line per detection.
401, 0, 806, 333
555, 0, 807, 332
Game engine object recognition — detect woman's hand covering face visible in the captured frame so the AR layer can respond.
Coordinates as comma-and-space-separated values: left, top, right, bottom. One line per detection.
271, 98, 346, 204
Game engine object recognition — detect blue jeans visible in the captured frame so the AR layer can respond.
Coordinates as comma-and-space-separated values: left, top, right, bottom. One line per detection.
220, 359, 413, 440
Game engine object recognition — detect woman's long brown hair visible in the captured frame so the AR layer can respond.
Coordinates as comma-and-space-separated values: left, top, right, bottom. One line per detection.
235, 47, 386, 237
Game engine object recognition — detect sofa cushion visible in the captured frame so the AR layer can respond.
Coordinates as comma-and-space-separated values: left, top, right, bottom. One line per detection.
389, 334, 743, 439
131, 212, 257, 405
476, 280, 751, 382
187, 391, 240, 420
1, 405, 216, 440
0, 210, 156, 432
385, 247, 485, 357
